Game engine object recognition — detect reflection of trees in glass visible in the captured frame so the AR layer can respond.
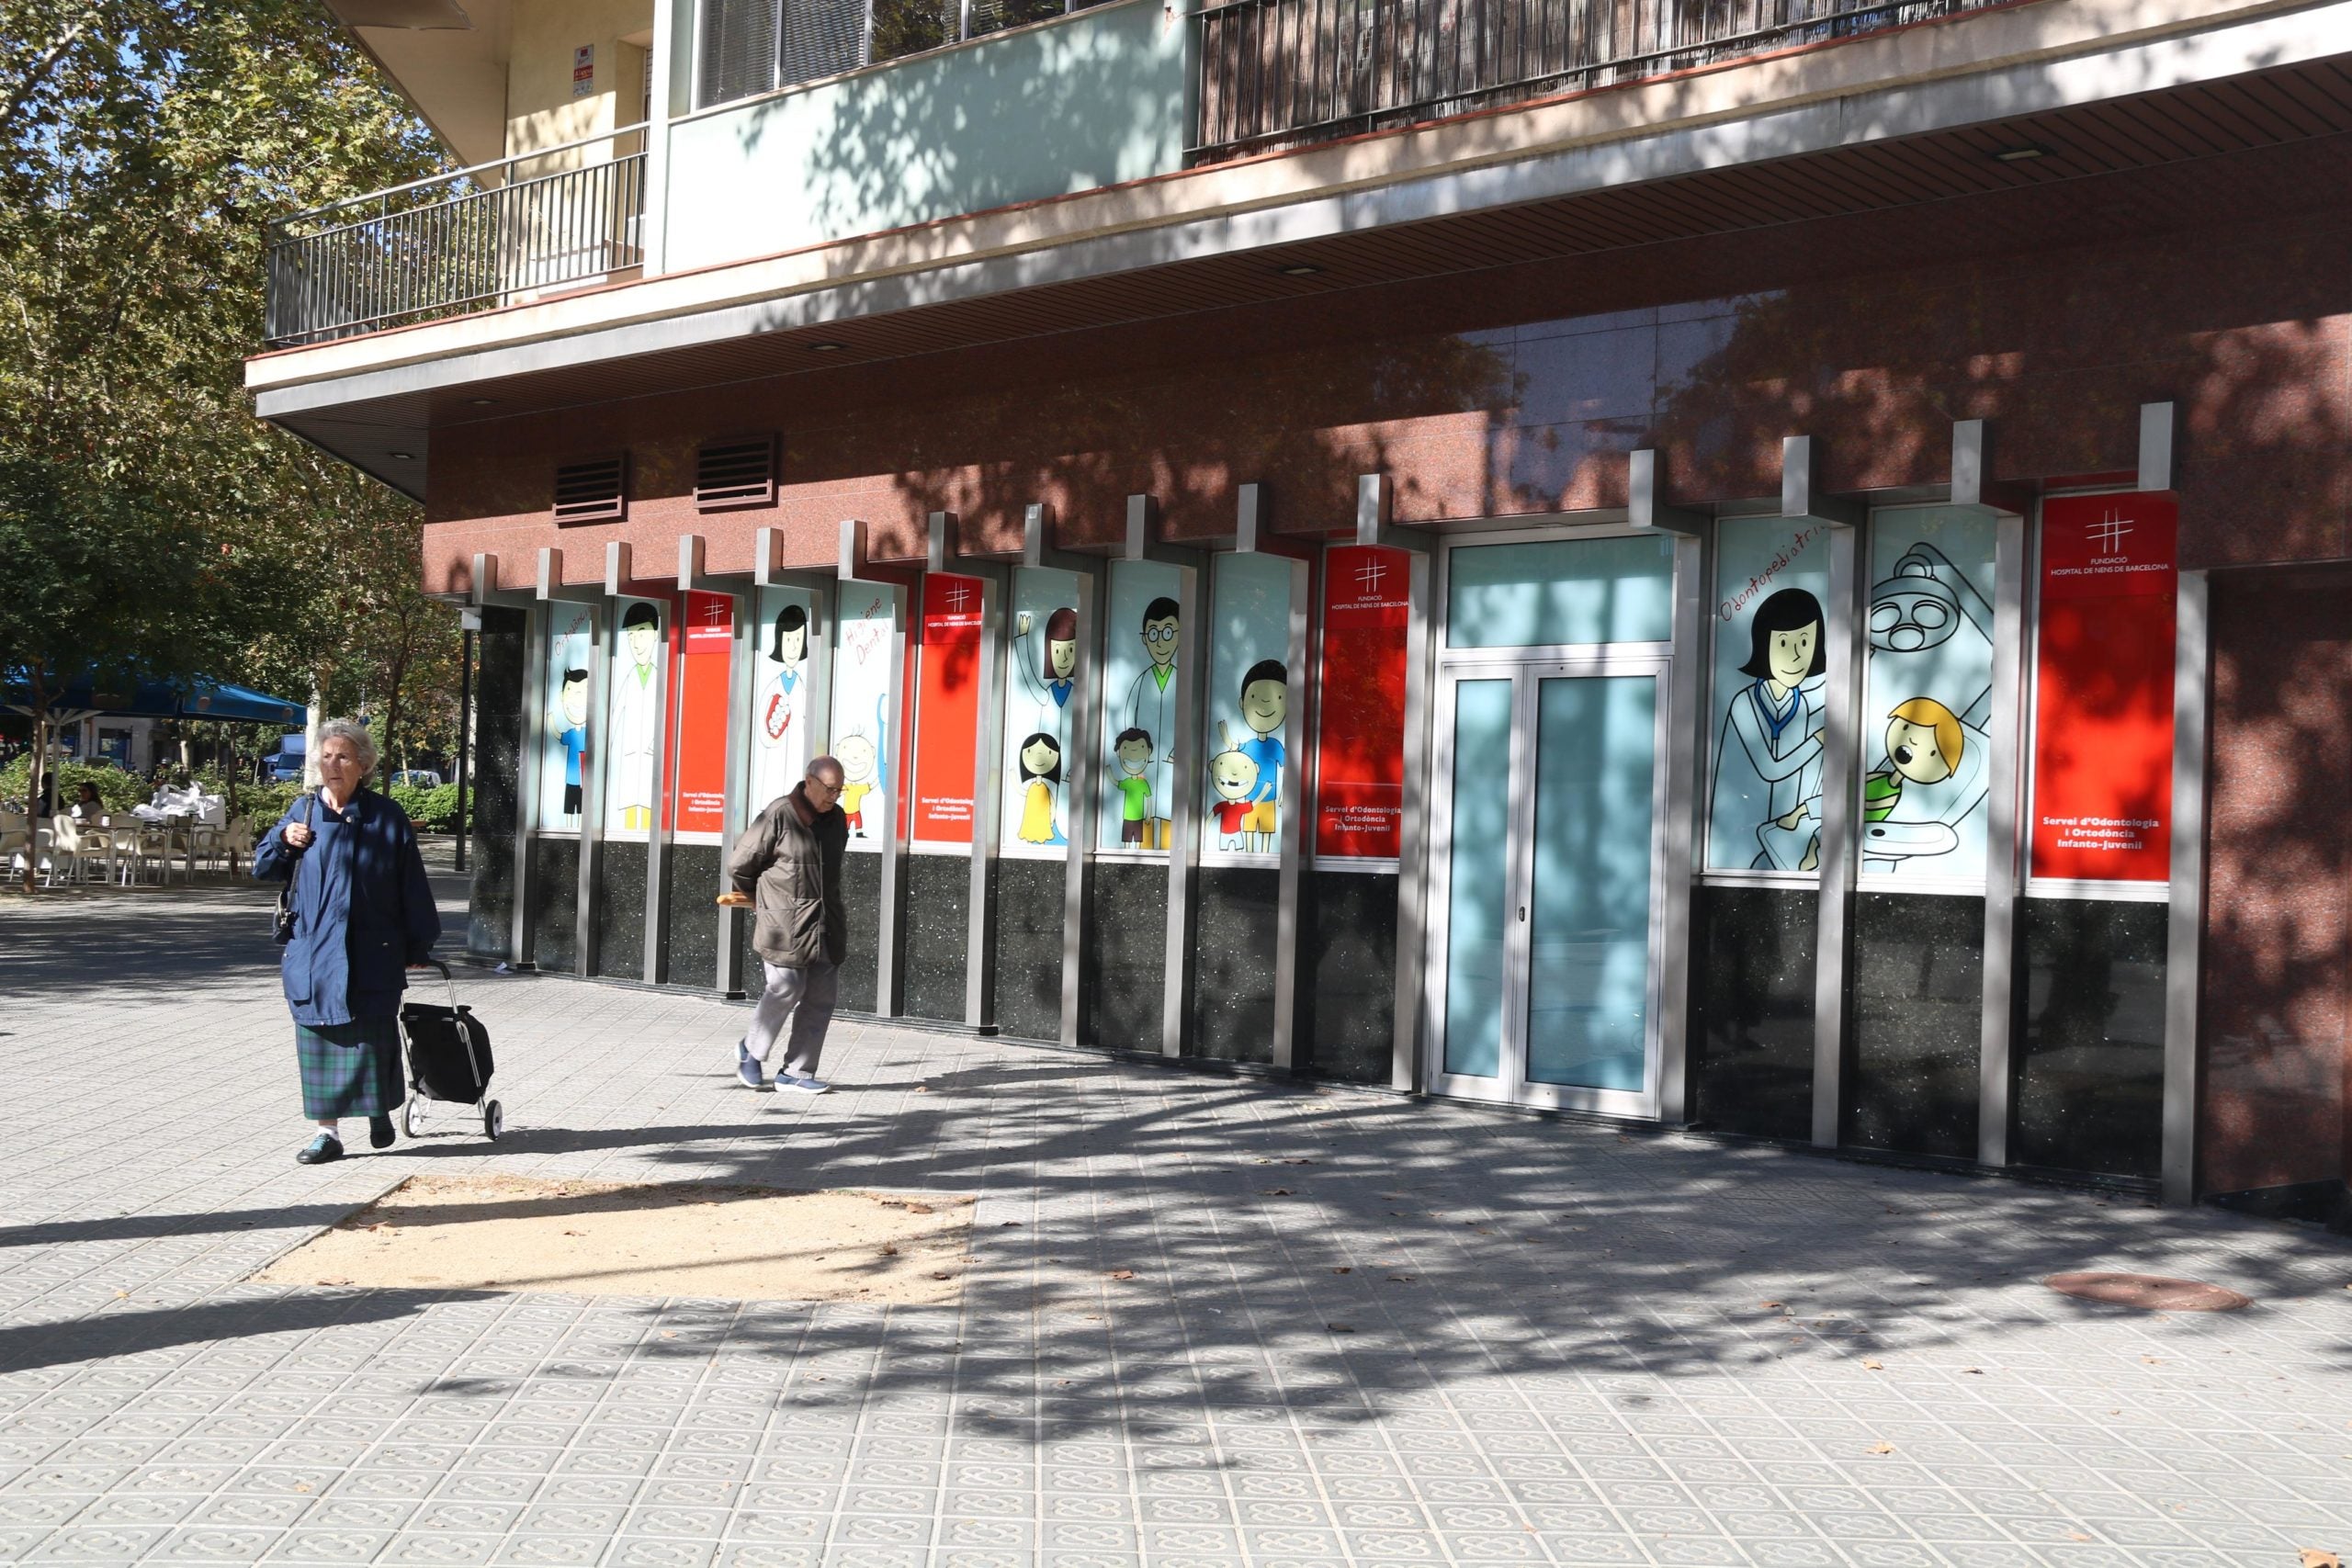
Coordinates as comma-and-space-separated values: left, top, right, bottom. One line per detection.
869, 0, 959, 63
967, 0, 1066, 39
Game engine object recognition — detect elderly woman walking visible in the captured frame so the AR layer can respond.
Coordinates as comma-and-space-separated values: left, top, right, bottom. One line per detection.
254, 719, 440, 1164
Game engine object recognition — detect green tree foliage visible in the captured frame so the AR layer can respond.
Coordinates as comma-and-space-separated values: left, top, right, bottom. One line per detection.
0, 0, 462, 829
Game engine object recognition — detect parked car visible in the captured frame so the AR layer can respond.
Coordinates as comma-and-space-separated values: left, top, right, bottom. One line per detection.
390, 770, 444, 788
263, 753, 305, 783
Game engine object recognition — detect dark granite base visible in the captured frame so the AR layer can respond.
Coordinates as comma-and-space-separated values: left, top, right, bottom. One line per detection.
463, 612, 525, 962
1299, 871, 1397, 1085
1849, 892, 1984, 1160
1193, 866, 1280, 1065
593, 840, 648, 980
528, 837, 580, 973
902, 852, 972, 1023
993, 856, 1067, 1043
664, 844, 723, 990
836, 851, 882, 1013
1085, 860, 1167, 1052
2012, 897, 2166, 1178
1690, 884, 1816, 1141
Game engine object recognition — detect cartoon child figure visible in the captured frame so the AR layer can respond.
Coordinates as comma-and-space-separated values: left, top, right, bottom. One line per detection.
1015, 606, 1080, 738
610, 602, 662, 830
1207, 747, 1261, 852
1792, 696, 1972, 872
1124, 597, 1180, 848
1223, 658, 1287, 853
1112, 727, 1155, 848
835, 731, 880, 839
1015, 731, 1066, 847
555, 667, 590, 820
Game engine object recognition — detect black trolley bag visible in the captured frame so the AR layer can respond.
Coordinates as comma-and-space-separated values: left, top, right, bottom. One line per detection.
397, 960, 503, 1140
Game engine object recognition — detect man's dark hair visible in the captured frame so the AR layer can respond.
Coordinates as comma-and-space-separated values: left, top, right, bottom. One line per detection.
1114, 727, 1151, 750
1239, 659, 1286, 700
561, 668, 589, 687
623, 602, 660, 631
1141, 596, 1180, 627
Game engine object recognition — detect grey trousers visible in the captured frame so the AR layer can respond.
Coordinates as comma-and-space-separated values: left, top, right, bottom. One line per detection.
743, 959, 838, 1078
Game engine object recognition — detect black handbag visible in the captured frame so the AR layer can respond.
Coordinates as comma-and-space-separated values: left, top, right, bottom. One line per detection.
272, 793, 316, 943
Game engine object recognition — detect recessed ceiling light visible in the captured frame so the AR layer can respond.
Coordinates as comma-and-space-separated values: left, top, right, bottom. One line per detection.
389, 451, 415, 460
1278, 263, 1322, 276
1993, 144, 2051, 163
808, 341, 845, 353
467, 396, 499, 406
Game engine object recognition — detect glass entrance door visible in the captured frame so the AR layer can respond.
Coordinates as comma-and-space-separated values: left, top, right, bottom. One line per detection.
1428, 660, 1668, 1116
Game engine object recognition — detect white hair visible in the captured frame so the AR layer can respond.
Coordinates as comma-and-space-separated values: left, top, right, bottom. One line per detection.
316, 718, 379, 774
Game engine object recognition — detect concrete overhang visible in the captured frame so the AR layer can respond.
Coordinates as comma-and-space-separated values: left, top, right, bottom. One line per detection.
251, 0, 2352, 500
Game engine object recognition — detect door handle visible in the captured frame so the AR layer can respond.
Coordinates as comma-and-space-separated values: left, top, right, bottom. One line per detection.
1518, 906, 1527, 921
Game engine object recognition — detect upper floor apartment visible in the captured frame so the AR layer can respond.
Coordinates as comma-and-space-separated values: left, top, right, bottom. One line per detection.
251, 0, 2352, 499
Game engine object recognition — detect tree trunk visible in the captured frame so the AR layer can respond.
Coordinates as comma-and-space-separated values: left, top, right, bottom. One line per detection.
21, 694, 46, 894
304, 676, 326, 790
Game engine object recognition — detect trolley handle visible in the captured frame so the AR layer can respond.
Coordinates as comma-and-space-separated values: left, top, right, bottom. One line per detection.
408, 956, 458, 1010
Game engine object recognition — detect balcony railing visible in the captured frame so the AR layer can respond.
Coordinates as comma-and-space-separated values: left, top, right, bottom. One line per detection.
265, 128, 648, 348
1193, 0, 2007, 162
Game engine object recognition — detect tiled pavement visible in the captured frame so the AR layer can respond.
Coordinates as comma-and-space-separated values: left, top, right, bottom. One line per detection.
2, 887, 2350, 1568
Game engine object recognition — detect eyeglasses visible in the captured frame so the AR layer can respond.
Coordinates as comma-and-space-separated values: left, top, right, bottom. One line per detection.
1142, 626, 1178, 644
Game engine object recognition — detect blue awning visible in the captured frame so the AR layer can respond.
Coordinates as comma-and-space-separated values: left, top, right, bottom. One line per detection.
3, 674, 306, 726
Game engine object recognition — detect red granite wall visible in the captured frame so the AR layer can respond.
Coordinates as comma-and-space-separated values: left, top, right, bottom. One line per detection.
2200, 569, 2352, 1197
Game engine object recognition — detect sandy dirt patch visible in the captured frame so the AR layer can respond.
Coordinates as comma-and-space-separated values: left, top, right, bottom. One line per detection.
253, 1175, 977, 1303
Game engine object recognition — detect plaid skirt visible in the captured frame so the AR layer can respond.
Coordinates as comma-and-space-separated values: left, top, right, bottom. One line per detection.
294, 1016, 406, 1120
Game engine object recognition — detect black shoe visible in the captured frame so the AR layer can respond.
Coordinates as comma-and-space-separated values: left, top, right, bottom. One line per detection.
297, 1133, 344, 1165
368, 1113, 395, 1150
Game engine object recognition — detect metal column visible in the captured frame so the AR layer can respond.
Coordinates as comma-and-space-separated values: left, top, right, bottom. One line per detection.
1968, 419, 2031, 1170
2162, 568, 2210, 1206
966, 564, 1007, 1030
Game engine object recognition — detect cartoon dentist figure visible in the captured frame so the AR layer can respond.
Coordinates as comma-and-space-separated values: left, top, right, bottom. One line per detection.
1122, 596, 1180, 851
554, 667, 590, 821
1216, 659, 1287, 853
609, 602, 662, 830
1014, 606, 1080, 744
759, 604, 810, 790
1710, 588, 1826, 871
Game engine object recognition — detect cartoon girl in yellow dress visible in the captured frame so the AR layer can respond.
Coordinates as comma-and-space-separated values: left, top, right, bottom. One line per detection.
1014, 731, 1066, 847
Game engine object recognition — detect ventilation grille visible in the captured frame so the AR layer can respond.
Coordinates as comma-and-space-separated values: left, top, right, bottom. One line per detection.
695, 436, 777, 511
697, 0, 780, 107
553, 455, 628, 525
779, 0, 865, 84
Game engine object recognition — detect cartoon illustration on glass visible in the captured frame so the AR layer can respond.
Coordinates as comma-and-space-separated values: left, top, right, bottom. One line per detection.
606, 600, 663, 831
751, 590, 815, 813
540, 606, 594, 829
1016, 607, 1079, 731
1206, 744, 1260, 852
1202, 551, 1294, 856
1013, 731, 1067, 846
831, 584, 899, 845
1001, 569, 1082, 850
1705, 520, 1832, 874
1713, 589, 1827, 871
1100, 561, 1181, 852
1857, 510, 1996, 877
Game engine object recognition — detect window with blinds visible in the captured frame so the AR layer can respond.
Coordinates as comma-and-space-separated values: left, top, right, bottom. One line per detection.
696, 0, 1080, 108
697, 0, 780, 107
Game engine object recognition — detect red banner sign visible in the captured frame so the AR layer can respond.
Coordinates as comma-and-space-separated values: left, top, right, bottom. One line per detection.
668, 592, 732, 835
2030, 493, 2177, 882
911, 574, 984, 842
1316, 547, 1411, 859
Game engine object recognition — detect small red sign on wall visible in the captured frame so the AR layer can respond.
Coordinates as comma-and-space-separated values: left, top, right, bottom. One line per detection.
1316, 546, 1411, 860
911, 574, 985, 843
669, 591, 731, 835
2030, 493, 2177, 883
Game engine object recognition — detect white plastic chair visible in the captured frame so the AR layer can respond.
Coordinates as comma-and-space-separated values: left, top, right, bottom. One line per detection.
39, 816, 93, 886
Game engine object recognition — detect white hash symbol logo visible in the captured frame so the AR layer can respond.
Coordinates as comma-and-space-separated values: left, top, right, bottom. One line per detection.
2088, 510, 2132, 553
944, 581, 973, 613
1355, 557, 1387, 594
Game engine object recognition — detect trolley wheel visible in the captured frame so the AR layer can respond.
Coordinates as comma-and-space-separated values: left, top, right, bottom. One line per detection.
483, 1100, 503, 1141
403, 1100, 424, 1140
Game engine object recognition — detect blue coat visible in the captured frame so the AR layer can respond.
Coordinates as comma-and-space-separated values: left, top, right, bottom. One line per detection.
254, 789, 441, 1025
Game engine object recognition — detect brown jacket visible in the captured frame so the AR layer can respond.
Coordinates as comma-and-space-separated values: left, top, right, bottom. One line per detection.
726, 786, 849, 968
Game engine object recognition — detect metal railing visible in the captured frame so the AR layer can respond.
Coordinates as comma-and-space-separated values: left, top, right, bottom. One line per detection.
1193, 0, 2012, 162
265, 127, 649, 348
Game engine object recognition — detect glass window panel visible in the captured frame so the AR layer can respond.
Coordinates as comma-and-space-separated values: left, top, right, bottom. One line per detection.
868, 0, 956, 62
1100, 559, 1182, 853
831, 581, 903, 848
1860, 507, 1999, 884
1203, 553, 1294, 857
1002, 567, 1082, 851
1525, 674, 1656, 1092
1442, 678, 1513, 1078
605, 596, 667, 835
750, 585, 819, 820
539, 605, 596, 830
1706, 517, 1834, 873
1445, 535, 1673, 649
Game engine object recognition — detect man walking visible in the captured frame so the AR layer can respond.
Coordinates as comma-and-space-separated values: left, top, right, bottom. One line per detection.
718, 755, 850, 1094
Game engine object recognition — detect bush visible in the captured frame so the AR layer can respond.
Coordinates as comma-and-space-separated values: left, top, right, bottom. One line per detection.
0, 756, 149, 815
388, 781, 461, 832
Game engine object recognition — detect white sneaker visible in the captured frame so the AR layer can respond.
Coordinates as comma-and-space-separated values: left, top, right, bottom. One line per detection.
775, 1075, 831, 1095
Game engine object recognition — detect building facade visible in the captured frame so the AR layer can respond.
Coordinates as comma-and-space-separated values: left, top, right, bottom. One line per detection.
253, 0, 2352, 1220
